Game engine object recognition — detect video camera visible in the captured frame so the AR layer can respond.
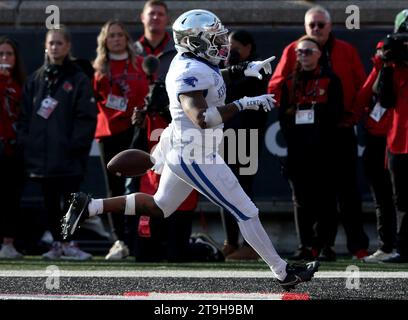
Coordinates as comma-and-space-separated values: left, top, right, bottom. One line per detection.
144, 80, 171, 121
141, 55, 171, 122
381, 33, 408, 62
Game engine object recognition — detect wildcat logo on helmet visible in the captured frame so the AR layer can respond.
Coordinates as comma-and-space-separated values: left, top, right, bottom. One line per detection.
182, 76, 199, 87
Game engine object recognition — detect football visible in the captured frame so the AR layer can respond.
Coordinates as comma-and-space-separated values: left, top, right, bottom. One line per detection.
107, 149, 155, 177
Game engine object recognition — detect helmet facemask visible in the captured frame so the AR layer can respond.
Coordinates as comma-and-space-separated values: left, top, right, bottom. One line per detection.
205, 29, 230, 64
173, 9, 231, 65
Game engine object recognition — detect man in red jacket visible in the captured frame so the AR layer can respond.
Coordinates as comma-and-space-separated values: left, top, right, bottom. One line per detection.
358, 41, 397, 263
268, 5, 369, 260
136, 0, 171, 57
121, 0, 200, 262
375, 10, 408, 262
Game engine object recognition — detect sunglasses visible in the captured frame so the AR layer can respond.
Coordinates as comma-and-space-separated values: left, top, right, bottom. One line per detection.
308, 22, 326, 29
295, 48, 319, 56
0, 51, 14, 57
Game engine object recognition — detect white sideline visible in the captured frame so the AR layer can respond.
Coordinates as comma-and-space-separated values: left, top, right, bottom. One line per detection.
0, 270, 408, 278
0, 292, 291, 300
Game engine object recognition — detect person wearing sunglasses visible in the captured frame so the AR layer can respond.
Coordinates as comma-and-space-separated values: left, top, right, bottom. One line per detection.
278, 35, 344, 262
269, 5, 369, 261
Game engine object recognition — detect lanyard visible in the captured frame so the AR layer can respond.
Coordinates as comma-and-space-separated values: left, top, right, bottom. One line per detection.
108, 59, 129, 98
296, 68, 321, 110
324, 49, 332, 70
45, 73, 61, 98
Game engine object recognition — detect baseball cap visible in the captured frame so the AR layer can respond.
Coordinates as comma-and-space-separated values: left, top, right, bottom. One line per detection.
394, 9, 408, 32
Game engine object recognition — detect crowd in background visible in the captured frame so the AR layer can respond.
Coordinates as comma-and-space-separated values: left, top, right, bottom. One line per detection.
0, 0, 407, 264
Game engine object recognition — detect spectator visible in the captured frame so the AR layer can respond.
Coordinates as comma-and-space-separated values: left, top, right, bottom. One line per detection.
268, 5, 369, 260
134, 0, 174, 64
220, 30, 269, 261
357, 41, 397, 263
278, 35, 343, 261
0, 37, 25, 259
131, 92, 200, 262
127, 0, 175, 194
18, 26, 97, 260
375, 9, 408, 263
127, 0, 175, 183
92, 20, 149, 260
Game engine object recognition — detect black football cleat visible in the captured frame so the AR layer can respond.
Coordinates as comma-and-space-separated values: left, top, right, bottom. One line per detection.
278, 261, 320, 291
61, 192, 91, 240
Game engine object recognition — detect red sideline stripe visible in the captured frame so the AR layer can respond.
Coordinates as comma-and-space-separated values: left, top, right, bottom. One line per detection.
123, 292, 149, 296
282, 293, 310, 300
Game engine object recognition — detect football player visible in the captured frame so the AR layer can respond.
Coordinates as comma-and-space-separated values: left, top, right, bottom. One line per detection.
62, 9, 319, 289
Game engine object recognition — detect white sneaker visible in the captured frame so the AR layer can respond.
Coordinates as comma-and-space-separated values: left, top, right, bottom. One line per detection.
61, 242, 92, 261
105, 240, 129, 260
363, 249, 396, 263
0, 244, 23, 259
42, 242, 63, 260
40, 230, 54, 246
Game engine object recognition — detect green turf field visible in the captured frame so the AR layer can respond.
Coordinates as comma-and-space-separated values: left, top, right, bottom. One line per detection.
1, 256, 408, 272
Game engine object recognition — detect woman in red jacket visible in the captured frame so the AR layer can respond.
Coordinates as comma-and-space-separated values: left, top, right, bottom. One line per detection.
0, 37, 25, 258
93, 20, 149, 259
269, 6, 369, 259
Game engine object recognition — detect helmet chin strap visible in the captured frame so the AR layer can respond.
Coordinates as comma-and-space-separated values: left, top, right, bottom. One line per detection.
207, 55, 221, 65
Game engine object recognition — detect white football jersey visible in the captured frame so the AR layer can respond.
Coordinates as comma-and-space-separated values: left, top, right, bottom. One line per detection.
165, 53, 226, 154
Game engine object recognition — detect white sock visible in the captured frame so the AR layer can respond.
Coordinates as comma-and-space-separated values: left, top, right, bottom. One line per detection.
238, 216, 287, 281
88, 199, 104, 217
124, 194, 136, 215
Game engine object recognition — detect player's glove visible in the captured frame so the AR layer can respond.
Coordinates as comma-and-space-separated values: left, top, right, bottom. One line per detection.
233, 94, 276, 112
244, 56, 276, 80
227, 61, 249, 79
227, 56, 276, 80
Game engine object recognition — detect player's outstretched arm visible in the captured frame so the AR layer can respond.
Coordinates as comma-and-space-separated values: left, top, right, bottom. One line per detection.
179, 91, 276, 129
221, 56, 276, 84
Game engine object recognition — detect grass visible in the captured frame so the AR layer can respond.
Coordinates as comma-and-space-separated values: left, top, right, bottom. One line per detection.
0, 256, 408, 272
